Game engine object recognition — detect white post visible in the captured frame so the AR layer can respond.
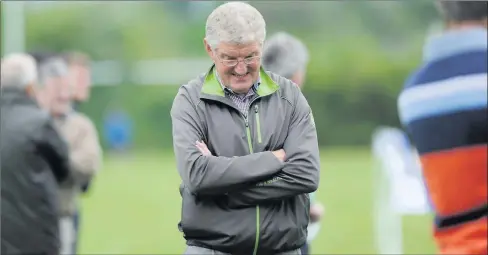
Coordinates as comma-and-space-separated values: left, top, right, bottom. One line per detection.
2, 1, 26, 55
372, 127, 430, 255
372, 128, 404, 254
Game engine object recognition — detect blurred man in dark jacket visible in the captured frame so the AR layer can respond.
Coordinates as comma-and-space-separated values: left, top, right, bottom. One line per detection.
1, 53, 71, 255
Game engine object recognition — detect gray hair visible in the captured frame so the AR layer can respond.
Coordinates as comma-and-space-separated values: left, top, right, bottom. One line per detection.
262, 32, 309, 79
436, 1, 488, 22
37, 57, 69, 86
1, 53, 38, 89
205, 1, 266, 49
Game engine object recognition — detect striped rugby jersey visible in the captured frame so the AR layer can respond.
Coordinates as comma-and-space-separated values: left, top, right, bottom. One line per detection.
398, 28, 487, 254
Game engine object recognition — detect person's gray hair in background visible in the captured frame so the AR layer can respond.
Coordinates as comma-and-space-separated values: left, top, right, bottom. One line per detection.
262, 32, 309, 87
436, 1, 488, 24
29, 52, 67, 82
38, 56, 69, 86
1, 53, 38, 90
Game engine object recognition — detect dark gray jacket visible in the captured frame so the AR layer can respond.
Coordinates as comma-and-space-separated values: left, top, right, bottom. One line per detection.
1, 88, 70, 255
171, 66, 320, 254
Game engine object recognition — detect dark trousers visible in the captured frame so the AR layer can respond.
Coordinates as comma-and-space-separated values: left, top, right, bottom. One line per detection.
72, 210, 80, 253
73, 182, 89, 254
184, 246, 302, 255
300, 243, 309, 255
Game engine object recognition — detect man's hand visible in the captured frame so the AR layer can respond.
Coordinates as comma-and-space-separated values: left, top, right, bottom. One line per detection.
272, 149, 286, 162
196, 141, 212, 156
310, 202, 325, 223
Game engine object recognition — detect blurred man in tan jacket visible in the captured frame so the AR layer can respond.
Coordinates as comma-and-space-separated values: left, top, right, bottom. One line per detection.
32, 52, 103, 255
62, 51, 98, 253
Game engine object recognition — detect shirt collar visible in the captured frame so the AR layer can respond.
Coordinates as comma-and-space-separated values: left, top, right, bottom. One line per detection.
54, 112, 70, 121
214, 70, 261, 95
423, 27, 487, 62
53, 107, 74, 121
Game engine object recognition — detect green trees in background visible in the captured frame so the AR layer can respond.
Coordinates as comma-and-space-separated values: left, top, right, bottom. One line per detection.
23, 2, 438, 148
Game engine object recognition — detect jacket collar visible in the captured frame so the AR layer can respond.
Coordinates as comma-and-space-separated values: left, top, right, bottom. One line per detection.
214, 68, 261, 95
200, 64, 279, 100
423, 27, 487, 62
0, 87, 39, 108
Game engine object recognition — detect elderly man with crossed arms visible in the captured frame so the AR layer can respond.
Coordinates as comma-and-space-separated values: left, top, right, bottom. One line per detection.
171, 2, 320, 255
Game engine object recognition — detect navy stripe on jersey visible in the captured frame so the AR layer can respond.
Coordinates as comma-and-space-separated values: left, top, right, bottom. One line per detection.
407, 108, 488, 155
404, 51, 487, 89
435, 203, 488, 229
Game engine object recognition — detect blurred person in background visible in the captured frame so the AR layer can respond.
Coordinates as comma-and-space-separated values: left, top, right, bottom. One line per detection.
171, 2, 320, 254
262, 32, 309, 88
61, 50, 97, 254
1, 53, 71, 255
62, 51, 92, 110
262, 31, 325, 255
398, 1, 487, 254
103, 106, 133, 153
32, 52, 103, 255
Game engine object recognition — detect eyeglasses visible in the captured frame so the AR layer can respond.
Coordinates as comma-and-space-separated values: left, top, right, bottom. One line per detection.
216, 55, 261, 67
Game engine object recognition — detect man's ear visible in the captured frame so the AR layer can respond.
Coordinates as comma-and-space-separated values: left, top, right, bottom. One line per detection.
203, 38, 214, 59
24, 83, 37, 97
290, 71, 305, 89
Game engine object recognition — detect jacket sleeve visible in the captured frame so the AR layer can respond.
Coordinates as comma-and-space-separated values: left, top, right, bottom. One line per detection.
171, 88, 284, 195
38, 119, 71, 184
227, 89, 320, 208
68, 115, 103, 185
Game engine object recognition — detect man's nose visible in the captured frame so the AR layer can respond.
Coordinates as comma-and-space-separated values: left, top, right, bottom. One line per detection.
234, 61, 248, 74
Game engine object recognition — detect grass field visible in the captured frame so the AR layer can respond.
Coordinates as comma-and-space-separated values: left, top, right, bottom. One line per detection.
78, 147, 436, 254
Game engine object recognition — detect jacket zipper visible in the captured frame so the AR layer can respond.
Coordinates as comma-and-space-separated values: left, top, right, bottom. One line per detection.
242, 100, 260, 255
254, 105, 262, 144
244, 116, 254, 153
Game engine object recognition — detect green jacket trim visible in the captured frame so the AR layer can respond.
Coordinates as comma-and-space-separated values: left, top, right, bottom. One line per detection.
201, 65, 280, 97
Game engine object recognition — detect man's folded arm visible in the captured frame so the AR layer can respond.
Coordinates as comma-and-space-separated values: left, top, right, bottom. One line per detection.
171, 89, 284, 196
68, 115, 103, 185
37, 119, 71, 184
227, 90, 320, 207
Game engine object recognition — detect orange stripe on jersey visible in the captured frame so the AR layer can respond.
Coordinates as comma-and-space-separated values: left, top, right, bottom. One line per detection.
420, 145, 487, 217
435, 217, 487, 255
